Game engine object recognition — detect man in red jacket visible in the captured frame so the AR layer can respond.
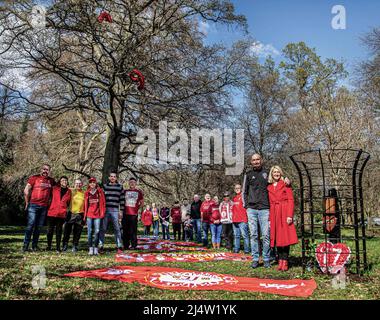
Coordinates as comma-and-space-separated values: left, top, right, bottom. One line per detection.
232, 184, 250, 254
23, 164, 56, 252
84, 177, 106, 256
121, 177, 144, 250
46, 176, 71, 252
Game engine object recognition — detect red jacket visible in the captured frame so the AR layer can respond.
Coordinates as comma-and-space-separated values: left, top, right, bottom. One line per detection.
171, 207, 182, 224
47, 186, 71, 218
200, 200, 214, 224
84, 187, 106, 219
210, 203, 221, 224
141, 209, 153, 226
232, 193, 248, 223
267, 180, 298, 247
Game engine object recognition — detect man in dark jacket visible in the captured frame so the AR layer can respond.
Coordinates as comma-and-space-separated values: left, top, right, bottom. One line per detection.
242, 154, 290, 269
190, 195, 202, 243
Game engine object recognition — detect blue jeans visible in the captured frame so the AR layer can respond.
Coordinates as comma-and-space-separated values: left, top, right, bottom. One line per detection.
202, 222, 210, 246
161, 222, 170, 240
232, 222, 250, 253
192, 218, 202, 243
210, 224, 222, 244
99, 208, 122, 248
87, 218, 101, 247
247, 208, 270, 262
23, 203, 48, 249
153, 220, 159, 238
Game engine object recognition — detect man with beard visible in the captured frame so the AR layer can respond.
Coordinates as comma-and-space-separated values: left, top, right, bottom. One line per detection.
23, 164, 56, 252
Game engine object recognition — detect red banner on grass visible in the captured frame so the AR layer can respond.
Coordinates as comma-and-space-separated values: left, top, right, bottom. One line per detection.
64, 265, 317, 297
115, 252, 251, 263
135, 243, 209, 252
138, 238, 202, 247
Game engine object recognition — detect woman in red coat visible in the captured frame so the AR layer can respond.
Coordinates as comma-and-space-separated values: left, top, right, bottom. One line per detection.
84, 177, 106, 256
46, 176, 71, 252
267, 166, 298, 271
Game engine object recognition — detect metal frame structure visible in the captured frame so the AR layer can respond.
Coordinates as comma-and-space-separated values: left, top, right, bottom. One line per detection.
290, 149, 370, 275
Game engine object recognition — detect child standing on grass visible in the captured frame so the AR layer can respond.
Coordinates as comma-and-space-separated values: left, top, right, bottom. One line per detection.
183, 214, 193, 241
171, 201, 182, 240
210, 196, 222, 249
151, 203, 160, 239
84, 177, 106, 256
141, 205, 153, 236
219, 191, 234, 251
159, 204, 170, 240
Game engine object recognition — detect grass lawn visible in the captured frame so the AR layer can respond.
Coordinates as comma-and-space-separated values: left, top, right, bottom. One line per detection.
0, 226, 379, 300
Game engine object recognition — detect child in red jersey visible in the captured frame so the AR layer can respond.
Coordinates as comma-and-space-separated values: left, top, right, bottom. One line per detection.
171, 201, 182, 240
141, 205, 153, 236
232, 184, 250, 254
84, 177, 106, 256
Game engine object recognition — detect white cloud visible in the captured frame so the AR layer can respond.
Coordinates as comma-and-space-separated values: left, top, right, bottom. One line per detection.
198, 20, 210, 36
249, 41, 280, 58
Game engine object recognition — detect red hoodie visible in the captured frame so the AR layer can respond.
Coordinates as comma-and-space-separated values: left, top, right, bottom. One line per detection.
47, 186, 72, 219
200, 200, 214, 224
232, 193, 248, 223
171, 207, 182, 224
84, 187, 106, 219
141, 209, 153, 226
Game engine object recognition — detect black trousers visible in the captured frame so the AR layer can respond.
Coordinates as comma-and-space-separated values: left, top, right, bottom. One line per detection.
222, 224, 233, 249
172, 223, 181, 240
182, 223, 186, 240
277, 246, 290, 261
122, 214, 138, 249
62, 213, 84, 247
46, 216, 65, 250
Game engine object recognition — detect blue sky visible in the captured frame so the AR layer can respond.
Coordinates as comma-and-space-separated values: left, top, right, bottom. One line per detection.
204, 0, 380, 79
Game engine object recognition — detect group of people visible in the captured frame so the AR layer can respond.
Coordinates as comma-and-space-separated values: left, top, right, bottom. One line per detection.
22, 153, 298, 271
23, 169, 143, 255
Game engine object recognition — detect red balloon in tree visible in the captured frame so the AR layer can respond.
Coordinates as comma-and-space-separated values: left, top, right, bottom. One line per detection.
98, 11, 112, 23
129, 69, 145, 90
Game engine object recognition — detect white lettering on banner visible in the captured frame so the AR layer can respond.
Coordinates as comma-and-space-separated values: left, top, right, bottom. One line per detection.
103, 268, 134, 275
259, 283, 298, 290
149, 272, 237, 288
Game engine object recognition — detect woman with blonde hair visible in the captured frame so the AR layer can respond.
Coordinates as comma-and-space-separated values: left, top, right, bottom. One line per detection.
267, 166, 298, 271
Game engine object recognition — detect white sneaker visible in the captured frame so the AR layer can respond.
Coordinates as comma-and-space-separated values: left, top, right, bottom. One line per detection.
93, 247, 99, 255
88, 247, 94, 255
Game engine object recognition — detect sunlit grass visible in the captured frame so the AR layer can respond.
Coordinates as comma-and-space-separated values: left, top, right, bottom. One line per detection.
0, 226, 379, 300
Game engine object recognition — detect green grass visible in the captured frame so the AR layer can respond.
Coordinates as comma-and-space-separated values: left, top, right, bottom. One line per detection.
0, 226, 379, 300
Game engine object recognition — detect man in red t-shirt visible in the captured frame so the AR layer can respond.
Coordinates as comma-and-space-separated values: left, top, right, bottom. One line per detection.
23, 164, 56, 252
121, 177, 144, 249
232, 184, 250, 254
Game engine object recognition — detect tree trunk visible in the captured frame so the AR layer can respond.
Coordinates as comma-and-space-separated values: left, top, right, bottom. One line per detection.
102, 127, 121, 184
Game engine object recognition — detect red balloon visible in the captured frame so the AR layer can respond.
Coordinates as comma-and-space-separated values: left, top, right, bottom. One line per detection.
129, 69, 145, 90
98, 11, 112, 23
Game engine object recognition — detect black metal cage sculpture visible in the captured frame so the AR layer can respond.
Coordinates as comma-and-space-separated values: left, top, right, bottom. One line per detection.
289, 149, 370, 275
